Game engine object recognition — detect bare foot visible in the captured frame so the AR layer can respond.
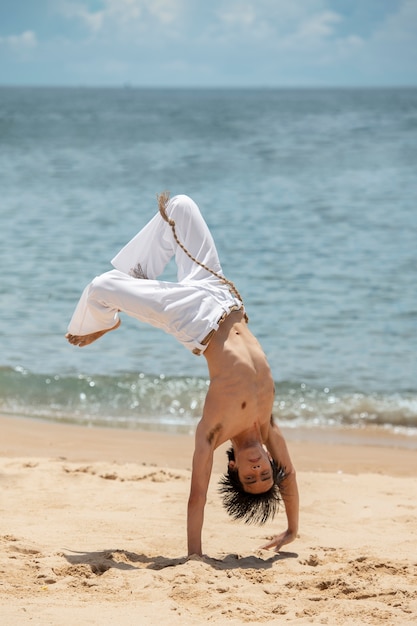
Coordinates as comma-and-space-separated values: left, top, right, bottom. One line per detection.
65, 319, 121, 347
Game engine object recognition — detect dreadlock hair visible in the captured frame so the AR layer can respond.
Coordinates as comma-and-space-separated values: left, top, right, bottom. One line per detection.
218, 447, 286, 525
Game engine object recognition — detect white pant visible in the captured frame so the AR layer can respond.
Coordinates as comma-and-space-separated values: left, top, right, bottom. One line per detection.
67, 195, 244, 354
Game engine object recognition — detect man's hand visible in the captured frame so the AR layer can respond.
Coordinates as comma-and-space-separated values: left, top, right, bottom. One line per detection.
259, 528, 297, 552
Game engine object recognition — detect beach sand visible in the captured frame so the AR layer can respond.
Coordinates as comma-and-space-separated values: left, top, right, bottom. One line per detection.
0, 414, 416, 625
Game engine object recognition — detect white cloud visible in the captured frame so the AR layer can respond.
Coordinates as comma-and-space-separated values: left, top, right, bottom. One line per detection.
1, 0, 414, 86
277, 10, 364, 57
217, 3, 256, 27
215, 1, 330, 32
209, 3, 363, 68
147, 0, 182, 24
208, 1, 354, 52
296, 10, 341, 40
0, 30, 38, 50
57, 0, 182, 35
57, 1, 104, 32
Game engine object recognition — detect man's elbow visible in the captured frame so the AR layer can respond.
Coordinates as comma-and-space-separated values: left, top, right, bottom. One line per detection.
280, 467, 298, 499
283, 465, 296, 482
280, 464, 297, 482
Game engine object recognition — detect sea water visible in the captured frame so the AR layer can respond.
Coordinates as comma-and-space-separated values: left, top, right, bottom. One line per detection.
1, 87, 416, 435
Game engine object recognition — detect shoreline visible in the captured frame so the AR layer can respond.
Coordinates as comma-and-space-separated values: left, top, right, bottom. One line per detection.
1, 413, 416, 476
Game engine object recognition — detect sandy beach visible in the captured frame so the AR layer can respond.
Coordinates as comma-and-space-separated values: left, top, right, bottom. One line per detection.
1, 415, 416, 625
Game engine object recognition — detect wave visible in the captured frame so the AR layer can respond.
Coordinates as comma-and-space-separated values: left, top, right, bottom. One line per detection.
1, 367, 416, 434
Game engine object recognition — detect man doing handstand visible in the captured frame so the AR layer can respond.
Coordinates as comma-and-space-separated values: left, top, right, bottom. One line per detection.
66, 193, 299, 556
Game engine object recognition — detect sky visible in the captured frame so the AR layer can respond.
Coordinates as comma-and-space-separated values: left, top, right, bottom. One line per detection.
0, 0, 416, 87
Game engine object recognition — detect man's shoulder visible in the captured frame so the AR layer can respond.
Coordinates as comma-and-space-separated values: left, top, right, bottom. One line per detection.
193, 418, 225, 452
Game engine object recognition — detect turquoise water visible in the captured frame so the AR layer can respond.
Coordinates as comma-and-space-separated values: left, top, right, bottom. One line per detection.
1, 87, 416, 433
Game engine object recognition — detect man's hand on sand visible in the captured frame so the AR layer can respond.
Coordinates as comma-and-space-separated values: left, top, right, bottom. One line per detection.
259, 528, 297, 553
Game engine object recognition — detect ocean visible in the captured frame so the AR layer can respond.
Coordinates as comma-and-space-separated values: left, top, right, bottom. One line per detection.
1, 86, 416, 438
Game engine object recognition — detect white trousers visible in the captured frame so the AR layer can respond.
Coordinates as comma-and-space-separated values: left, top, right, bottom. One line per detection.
67, 194, 244, 354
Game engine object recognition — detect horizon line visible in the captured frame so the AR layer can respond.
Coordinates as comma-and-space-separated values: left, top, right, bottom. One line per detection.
1, 83, 416, 90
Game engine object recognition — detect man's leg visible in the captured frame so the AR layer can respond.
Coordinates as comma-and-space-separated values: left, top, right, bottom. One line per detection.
165, 194, 223, 282
66, 195, 225, 344
111, 194, 223, 282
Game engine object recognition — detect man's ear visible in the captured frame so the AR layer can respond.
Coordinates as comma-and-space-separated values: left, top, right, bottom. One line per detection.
228, 460, 236, 470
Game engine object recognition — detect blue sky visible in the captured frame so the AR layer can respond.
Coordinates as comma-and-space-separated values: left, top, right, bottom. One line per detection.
0, 0, 416, 86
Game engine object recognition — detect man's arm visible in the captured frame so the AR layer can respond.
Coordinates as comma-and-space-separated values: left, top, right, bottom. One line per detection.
187, 421, 214, 556
262, 418, 299, 552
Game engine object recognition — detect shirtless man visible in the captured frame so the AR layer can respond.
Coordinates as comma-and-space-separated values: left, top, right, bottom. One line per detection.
66, 193, 299, 557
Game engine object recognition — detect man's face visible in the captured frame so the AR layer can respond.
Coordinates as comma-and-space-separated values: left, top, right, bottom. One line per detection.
232, 446, 274, 494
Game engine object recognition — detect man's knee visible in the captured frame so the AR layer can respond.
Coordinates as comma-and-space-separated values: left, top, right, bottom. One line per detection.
167, 194, 200, 221
89, 272, 115, 299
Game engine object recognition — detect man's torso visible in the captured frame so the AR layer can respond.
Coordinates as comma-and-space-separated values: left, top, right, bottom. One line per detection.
202, 311, 275, 447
